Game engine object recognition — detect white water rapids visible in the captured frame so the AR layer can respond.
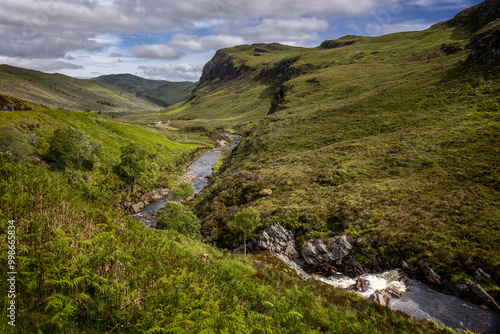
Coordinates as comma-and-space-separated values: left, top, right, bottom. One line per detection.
313, 269, 499, 333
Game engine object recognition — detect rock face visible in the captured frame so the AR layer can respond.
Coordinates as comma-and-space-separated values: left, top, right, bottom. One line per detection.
255, 224, 299, 259
302, 236, 351, 266
466, 19, 500, 64
447, 0, 500, 31
319, 39, 356, 49
301, 236, 365, 277
458, 280, 500, 312
199, 50, 252, 85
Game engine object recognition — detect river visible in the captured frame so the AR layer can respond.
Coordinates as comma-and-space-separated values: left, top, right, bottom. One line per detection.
133, 131, 499, 333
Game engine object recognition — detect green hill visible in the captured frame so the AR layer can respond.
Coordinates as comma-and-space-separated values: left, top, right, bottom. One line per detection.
94, 74, 197, 107
162, 1, 500, 304
0, 65, 160, 112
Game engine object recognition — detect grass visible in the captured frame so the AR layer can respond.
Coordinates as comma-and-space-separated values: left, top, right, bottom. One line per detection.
0, 65, 161, 112
173, 23, 500, 300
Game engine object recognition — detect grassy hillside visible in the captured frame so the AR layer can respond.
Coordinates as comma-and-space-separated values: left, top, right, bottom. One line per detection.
0, 65, 160, 112
0, 109, 449, 332
168, 12, 500, 301
95, 74, 197, 107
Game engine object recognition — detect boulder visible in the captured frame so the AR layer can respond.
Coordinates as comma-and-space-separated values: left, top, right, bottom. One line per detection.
369, 288, 403, 306
474, 268, 491, 282
258, 189, 273, 196
130, 201, 146, 213
353, 277, 369, 292
255, 224, 299, 259
301, 235, 352, 267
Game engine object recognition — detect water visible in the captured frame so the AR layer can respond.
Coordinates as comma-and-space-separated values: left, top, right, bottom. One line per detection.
133, 132, 242, 227
316, 271, 500, 333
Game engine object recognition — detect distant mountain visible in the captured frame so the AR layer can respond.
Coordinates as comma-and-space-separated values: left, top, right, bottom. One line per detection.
94, 74, 197, 107
0, 65, 159, 112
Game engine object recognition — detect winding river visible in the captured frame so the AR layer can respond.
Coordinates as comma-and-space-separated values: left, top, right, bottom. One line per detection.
133, 132, 499, 333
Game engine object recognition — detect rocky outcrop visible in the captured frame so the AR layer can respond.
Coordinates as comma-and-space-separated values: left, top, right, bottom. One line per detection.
254, 224, 299, 259
302, 236, 352, 266
457, 280, 500, 312
273, 253, 311, 281
368, 288, 403, 307
466, 19, 500, 64
301, 236, 366, 277
199, 50, 253, 85
447, 0, 500, 31
319, 39, 356, 49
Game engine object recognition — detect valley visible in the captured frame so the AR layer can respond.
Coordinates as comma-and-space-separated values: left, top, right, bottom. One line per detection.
0, 1, 499, 333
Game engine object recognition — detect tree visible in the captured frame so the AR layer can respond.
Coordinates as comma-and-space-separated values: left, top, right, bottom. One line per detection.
156, 202, 200, 237
231, 208, 261, 254
169, 182, 194, 201
116, 143, 148, 192
48, 127, 101, 171
0, 126, 31, 160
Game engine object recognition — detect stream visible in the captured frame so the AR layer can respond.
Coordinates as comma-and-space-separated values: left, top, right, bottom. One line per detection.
315, 271, 499, 333
133, 132, 242, 228
133, 131, 499, 333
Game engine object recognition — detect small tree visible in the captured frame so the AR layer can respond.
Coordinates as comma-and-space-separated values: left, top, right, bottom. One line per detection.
0, 126, 30, 160
231, 208, 261, 254
170, 182, 194, 201
116, 143, 148, 192
48, 127, 101, 171
156, 202, 200, 237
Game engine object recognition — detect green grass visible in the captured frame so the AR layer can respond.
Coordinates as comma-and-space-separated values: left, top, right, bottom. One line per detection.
0, 65, 161, 112
0, 153, 453, 333
175, 23, 500, 299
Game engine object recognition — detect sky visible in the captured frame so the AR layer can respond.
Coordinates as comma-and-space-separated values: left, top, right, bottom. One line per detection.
0, 0, 483, 82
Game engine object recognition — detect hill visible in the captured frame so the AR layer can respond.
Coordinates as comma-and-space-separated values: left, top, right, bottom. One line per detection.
0, 65, 159, 112
159, 1, 500, 307
94, 74, 197, 107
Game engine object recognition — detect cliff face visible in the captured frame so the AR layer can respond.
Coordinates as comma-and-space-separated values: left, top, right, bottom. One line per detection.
447, 0, 500, 31
466, 19, 500, 64
447, 0, 500, 64
198, 50, 253, 85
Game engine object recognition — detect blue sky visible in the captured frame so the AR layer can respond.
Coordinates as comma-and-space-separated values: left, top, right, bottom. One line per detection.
0, 0, 483, 81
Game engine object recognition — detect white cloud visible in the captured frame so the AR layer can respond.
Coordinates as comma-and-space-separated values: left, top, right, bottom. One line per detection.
240, 18, 330, 45
0, 56, 82, 71
364, 20, 432, 35
170, 34, 245, 52
138, 63, 203, 81
130, 45, 185, 59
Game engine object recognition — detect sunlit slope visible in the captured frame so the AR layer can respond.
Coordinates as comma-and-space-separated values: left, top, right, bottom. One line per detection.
177, 21, 499, 298
0, 65, 159, 112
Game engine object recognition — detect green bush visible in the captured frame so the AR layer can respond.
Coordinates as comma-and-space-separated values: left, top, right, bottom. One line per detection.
48, 126, 101, 171
115, 143, 148, 191
170, 182, 194, 200
0, 126, 31, 160
156, 202, 200, 237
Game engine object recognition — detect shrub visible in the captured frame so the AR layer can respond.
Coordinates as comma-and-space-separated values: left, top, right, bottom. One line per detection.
0, 126, 31, 160
156, 202, 201, 237
48, 127, 101, 171
170, 182, 194, 200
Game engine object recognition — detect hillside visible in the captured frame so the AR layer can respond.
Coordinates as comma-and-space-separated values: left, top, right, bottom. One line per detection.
0, 1, 499, 333
94, 74, 197, 107
0, 65, 159, 112
162, 1, 500, 307
0, 109, 447, 332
